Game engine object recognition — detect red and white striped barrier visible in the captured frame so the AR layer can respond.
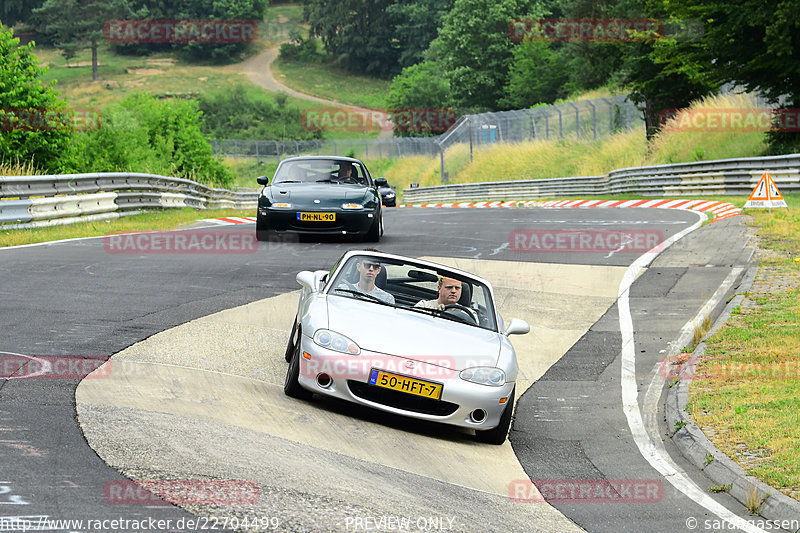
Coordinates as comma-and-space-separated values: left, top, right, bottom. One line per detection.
200, 199, 741, 226
398, 198, 741, 222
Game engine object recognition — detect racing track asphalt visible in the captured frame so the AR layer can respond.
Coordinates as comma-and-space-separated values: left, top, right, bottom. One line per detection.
0, 207, 758, 532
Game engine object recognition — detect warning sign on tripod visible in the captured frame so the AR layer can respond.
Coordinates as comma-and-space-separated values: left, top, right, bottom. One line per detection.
744, 172, 788, 209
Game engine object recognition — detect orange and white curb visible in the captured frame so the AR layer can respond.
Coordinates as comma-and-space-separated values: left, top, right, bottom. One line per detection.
200, 216, 257, 226
399, 199, 741, 222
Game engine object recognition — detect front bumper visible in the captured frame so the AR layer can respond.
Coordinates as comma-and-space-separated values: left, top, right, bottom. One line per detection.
295, 336, 514, 430
258, 207, 375, 235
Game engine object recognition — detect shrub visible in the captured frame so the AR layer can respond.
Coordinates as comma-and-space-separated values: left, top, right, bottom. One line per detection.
72, 92, 233, 188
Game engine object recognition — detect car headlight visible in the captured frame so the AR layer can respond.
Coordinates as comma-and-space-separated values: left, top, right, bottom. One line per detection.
313, 329, 360, 354
459, 367, 506, 386
385, 192, 395, 198
342, 203, 363, 209
271, 202, 292, 208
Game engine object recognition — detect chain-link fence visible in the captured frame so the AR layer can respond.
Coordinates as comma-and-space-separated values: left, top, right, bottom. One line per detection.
212, 95, 643, 182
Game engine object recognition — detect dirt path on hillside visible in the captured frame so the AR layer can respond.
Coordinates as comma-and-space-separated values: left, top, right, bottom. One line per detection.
228, 47, 393, 139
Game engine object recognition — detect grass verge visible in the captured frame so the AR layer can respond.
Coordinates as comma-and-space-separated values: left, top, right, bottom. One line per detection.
0, 208, 252, 248
272, 57, 391, 110
688, 194, 800, 501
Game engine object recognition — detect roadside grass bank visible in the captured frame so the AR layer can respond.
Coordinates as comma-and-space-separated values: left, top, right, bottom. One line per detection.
689, 194, 800, 502
0, 208, 252, 248
272, 57, 391, 110
378, 93, 771, 201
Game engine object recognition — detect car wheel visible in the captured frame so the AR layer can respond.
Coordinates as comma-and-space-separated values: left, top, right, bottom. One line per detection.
284, 332, 313, 400
475, 387, 514, 445
256, 215, 269, 242
284, 318, 297, 363
365, 212, 382, 242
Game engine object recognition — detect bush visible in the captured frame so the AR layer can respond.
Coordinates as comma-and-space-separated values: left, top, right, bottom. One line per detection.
279, 30, 325, 63
0, 24, 74, 172
72, 92, 233, 188
199, 84, 322, 141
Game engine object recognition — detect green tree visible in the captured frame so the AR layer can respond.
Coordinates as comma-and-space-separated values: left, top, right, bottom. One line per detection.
0, 24, 74, 171
1, 0, 45, 27
430, 0, 543, 110
500, 41, 570, 108
305, 0, 401, 77
616, 0, 716, 139
386, 0, 455, 68
654, 0, 800, 149
33, 0, 132, 82
386, 60, 452, 136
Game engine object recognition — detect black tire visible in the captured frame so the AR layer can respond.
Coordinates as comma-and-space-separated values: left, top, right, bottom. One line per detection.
475, 387, 514, 445
284, 319, 297, 362
284, 333, 313, 400
365, 212, 382, 242
256, 215, 269, 242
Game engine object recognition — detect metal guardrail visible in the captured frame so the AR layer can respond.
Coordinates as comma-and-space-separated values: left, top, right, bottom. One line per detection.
0, 172, 259, 228
402, 154, 800, 203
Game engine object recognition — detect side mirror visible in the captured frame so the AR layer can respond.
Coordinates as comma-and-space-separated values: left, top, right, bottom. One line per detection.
257, 176, 269, 185
296, 270, 328, 292
505, 318, 530, 336
296, 271, 316, 291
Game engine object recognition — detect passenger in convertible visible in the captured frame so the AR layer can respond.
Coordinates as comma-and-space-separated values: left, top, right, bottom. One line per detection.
336, 257, 395, 305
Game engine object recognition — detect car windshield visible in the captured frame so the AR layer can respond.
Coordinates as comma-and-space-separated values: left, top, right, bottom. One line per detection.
273, 159, 369, 186
326, 255, 498, 331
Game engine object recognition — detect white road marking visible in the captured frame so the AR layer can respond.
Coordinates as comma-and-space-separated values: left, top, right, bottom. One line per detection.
618, 213, 767, 533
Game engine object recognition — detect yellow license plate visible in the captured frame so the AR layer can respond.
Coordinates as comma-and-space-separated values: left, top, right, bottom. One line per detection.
368, 369, 443, 400
298, 212, 336, 222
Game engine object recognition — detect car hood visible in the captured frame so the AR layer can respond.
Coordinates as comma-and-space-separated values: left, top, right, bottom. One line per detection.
270, 184, 368, 202
325, 295, 501, 369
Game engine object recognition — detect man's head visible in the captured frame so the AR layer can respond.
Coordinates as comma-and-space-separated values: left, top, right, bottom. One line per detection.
356, 257, 382, 286
339, 162, 353, 178
437, 276, 462, 305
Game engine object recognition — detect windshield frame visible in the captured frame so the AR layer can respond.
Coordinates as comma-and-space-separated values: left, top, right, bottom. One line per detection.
324, 253, 499, 332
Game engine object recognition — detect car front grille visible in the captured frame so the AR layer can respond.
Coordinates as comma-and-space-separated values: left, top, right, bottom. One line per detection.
347, 381, 459, 416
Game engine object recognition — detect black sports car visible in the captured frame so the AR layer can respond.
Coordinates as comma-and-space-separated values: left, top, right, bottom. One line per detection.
256, 156, 384, 242
374, 177, 396, 207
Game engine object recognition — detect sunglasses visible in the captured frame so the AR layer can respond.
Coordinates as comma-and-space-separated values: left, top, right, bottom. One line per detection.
361, 262, 381, 270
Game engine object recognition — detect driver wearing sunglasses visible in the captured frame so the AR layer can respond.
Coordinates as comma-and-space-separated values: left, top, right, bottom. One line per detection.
336, 257, 395, 305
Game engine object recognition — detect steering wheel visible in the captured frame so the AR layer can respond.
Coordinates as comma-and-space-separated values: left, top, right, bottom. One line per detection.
441, 304, 477, 325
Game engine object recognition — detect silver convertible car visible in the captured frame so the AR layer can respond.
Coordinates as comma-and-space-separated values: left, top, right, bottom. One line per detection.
283, 250, 530, 444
